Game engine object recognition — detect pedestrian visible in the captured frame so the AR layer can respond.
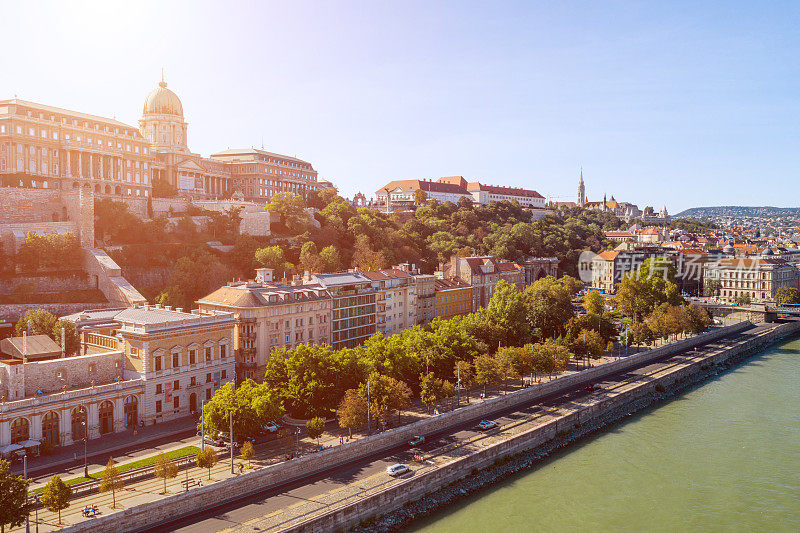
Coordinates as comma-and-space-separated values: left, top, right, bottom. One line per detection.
74, 452, 77, 463
198, 479, 203, 487
239, 463, 244, 474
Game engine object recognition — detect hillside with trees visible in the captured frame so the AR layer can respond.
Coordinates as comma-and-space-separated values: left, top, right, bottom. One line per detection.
95, 192, 620, 310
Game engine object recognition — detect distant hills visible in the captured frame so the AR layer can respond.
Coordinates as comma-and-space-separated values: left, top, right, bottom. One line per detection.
675, 206, 800, 219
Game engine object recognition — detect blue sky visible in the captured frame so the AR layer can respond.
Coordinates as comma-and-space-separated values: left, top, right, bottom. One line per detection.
3, 0, 799, 212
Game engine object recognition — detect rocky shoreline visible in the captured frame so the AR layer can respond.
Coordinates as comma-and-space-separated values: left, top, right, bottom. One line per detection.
355, 332, 780, 532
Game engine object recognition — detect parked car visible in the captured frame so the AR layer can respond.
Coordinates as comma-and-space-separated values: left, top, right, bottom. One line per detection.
263, 422, 281, 433
587, 382, 601, 391
408, 435, 425, 447
476, 420, 498, 431
202, 436, 225, 447
386, 464, 411, 477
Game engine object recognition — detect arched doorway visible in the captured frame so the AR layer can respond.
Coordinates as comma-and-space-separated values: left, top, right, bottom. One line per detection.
114, 185, 121, 195
72, 407, 87, 441
124, 395, 138, 428
99, 400, 114, 434
536, 269, 547, 281
189, 392, 197, 414
42, 411, 60, 447
11, 418, 29, 444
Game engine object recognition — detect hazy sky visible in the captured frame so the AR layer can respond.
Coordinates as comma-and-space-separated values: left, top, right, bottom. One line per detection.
3, 1, 799, 212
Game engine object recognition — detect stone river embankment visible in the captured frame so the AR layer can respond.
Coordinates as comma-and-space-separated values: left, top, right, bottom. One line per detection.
61, 320, 798, 533
287, 320, 800, 533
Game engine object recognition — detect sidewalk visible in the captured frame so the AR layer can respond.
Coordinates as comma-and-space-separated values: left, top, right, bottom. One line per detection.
13, 415, 199, 479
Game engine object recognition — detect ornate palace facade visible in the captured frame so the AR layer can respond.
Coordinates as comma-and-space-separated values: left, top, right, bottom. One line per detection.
0, 80, 320, 202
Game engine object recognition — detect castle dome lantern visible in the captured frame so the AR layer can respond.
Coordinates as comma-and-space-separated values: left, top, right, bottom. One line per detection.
143, 80, 183, 117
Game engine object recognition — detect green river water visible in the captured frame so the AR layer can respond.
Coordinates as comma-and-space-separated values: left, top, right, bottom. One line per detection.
412, 338, 800, 533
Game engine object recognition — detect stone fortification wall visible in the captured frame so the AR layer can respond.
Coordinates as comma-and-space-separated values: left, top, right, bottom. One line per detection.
21, 351, 124, 397
0, 187, 94, 250
84, 249, 146, 307
0, 302, 115, 323
58, 322, 757, 533
0, 187, 64, 223
0, 273, 92, 294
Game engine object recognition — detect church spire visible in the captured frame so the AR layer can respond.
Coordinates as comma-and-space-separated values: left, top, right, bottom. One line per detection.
577, 167, 586, 207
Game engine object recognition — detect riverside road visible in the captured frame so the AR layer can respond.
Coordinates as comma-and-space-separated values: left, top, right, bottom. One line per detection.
155, 322, 775, 533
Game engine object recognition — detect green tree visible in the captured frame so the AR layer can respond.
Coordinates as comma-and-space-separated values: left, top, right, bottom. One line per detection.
52, 319, 80, 356
41, 475, 72, 525
704, 278, 722, 297
453, 359, 475, 403
736, 292, 752, 305
153, 452, 178, 494
358, 373, 412, 425
0, 459, 32, 533
413, 188, 428, 205
264, 192, 312, 235
254, 246, 294, 279
683, 304, 712, 333
318, 245, 342, 273
264, 343, 365, 418
299, 241, 321, 274
558, 275, 583, 296
337, 389, 367, 438
474, 353, 501, 397
583, 291, 605, 315
523, 276, 574, 341
486, 280, 530, 347
495, 346, 524, 393
306, 417, 326, 446
196, 448, 217, 480
419, 372, 455, 412
14, 309, 57, 338
775, 287, 800, 305
99, 458, 124, 508
240, 441, 255, 467
200, 381, 284, 441
570, 328, 605, 368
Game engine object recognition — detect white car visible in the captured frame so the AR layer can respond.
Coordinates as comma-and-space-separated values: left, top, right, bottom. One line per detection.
477, 420, 498, 431
386, 463, 411, 477
263, 422, 280, 433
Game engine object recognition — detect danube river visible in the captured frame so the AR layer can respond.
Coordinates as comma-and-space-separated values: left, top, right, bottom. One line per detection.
412, 338, 800, 532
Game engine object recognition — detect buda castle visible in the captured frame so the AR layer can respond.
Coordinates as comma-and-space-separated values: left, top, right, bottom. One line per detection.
0, 79, 320, 203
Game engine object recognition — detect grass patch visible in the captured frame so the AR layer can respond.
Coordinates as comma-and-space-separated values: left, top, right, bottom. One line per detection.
31, 445, 200, 494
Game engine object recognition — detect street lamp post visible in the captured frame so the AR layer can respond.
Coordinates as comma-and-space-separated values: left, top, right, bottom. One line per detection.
229, 410, 234, 474
24, 453, 29, 533
82, 421, 88, 479
33, 494, 39, 533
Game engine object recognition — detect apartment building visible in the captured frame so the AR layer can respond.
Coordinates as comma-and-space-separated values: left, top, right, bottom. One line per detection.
309, 272, 377, 350
363, 268, 416, 336
433, 277, 473, 319
197, 278, 331, 383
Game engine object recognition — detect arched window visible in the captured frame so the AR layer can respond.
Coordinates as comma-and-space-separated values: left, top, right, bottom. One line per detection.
99, 400, 114, 435
11, 418, 29, 444
42, 411, 60, 447
72, 406, 87, 441
124, 395, 139, 428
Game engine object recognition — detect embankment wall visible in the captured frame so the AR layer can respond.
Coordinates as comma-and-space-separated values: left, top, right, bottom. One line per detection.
58, 321, 762, 533
286, 320, 800, 532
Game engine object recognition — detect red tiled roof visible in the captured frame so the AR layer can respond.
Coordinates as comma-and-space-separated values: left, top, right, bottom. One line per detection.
377, 179, 469, 195
362, 268, 413, 281
435, 277, 471, 290
497, 261, 523, 272
466, 182, 544, 198
596, 251, 619, 261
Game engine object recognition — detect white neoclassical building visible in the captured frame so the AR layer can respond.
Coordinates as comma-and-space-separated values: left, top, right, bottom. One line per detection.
0, 305, 235, 455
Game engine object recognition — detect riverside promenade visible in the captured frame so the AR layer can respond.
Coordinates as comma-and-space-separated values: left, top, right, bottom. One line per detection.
44, 319, 789, 533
